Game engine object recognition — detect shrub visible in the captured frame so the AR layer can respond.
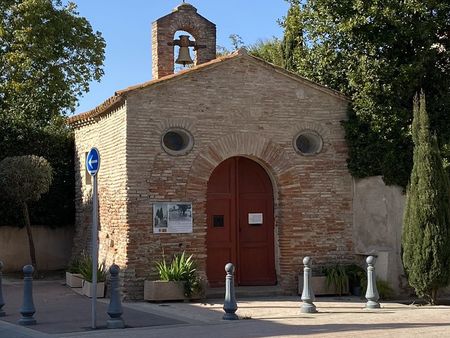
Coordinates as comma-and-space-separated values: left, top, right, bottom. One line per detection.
376, 279, 394, 300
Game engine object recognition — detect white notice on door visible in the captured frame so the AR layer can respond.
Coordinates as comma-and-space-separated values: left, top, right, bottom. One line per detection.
248, 213, 263, 225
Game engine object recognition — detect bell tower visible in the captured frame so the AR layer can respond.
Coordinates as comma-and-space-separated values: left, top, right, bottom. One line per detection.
152, 3, 216, 79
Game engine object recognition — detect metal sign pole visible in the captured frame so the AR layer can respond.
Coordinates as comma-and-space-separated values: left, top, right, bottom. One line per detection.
86, 147, 100, 330
91, 173, 98, 329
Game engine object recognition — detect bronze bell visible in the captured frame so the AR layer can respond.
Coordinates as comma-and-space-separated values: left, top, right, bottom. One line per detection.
175, 35, 194, 66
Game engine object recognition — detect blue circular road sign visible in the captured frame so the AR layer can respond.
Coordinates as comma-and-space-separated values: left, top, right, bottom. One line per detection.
86, 147, 100, 176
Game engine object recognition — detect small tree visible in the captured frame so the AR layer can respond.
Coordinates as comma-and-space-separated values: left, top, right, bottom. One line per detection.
0, 155, 53, 271
402, 92, 450, 304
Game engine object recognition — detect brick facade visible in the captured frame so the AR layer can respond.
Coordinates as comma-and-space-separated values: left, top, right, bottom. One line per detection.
152, 3, 216, 79
69, 5, 353, 300
72, 105, 128, 270
70, 53, 353, 299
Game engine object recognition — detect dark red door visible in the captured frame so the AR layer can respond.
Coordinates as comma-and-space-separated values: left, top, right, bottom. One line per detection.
206, 157, 276, 286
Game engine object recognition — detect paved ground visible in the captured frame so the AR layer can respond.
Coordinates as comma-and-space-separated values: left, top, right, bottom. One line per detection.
0, 280, 184, 337
1, 279, 450, 338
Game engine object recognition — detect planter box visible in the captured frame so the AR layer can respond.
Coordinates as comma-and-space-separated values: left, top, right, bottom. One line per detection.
298, 275, 349, 296
144, 281, 186, 301
66, 272, 83, 288
82, 280, 105, 298
144, 280, 203, 301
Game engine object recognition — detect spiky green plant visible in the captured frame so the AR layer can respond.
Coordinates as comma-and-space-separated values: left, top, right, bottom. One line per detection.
155, 251, 202, 297
78, 252, 107, 282
324, 264, 349, 296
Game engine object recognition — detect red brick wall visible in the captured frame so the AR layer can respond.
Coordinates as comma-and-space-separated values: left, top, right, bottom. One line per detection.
152, 3, 216, 79
120, 55, 353, 299
72, 105, 129, 273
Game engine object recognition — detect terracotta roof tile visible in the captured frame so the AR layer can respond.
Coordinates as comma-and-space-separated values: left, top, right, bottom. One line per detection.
67, 94, 125, 125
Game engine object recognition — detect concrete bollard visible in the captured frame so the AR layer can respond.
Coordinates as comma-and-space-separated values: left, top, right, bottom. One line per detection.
365, 256, 380, 309
300, 256, 317, 313
19, 265, 36, 325
0, 261, 5, 317
107, 264, 125, 329
223, 263, 238, 320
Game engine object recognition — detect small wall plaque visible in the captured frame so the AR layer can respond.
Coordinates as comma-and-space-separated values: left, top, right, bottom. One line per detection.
248, 213, 263, 225
153, 202, 192, 234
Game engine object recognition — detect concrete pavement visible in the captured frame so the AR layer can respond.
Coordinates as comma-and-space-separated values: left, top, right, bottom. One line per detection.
1, 279, 450, 338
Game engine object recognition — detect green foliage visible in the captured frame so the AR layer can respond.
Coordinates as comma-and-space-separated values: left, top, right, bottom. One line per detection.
376, 279, 394, 300
0, 0, 105, 117
402, 93, 450, 304
252, 0, 450, 187
67, 257, 82, 274
323, 264, 349, 296
248, 38, 284, 67
0, 0, 105, 227
279, 0, 303, 71
78, 253, 107, 282
0, 154, 54, 269
0, 155, 53, 202
155, 251, 202, 297
0, 118, 74, 227
345, 264, 366, 288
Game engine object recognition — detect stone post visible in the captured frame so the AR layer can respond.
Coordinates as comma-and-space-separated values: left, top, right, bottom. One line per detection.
365, 256, 380, 309
0, 261, 5, 317
107, 264, 125, 329
223, 263, 238, 320
19, 265, 36, 325
300, 256, 317, 313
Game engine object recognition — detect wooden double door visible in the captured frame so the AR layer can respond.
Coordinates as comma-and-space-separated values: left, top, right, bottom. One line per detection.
206, 157, 276, 286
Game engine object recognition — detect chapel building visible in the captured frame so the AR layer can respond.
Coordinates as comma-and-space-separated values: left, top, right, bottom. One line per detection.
68, 3, 353, 299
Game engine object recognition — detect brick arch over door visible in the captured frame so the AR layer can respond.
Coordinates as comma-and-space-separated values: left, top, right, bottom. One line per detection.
186, 132, 300, 280
187, 133, 297, 198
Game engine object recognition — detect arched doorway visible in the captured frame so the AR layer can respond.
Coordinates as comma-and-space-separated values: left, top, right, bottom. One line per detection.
206, 157, 276, 286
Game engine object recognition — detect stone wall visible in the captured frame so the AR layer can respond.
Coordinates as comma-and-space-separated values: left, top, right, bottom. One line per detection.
353, 176, 407, 295
123, 54, 353, 298
0, 226, 73, 272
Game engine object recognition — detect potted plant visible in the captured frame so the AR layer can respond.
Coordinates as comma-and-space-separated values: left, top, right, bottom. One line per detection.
66, 257, 84, 288
345, 264, 366, 297
323, 264, 350, 296
144, 251, 203, 301
79, 253, 107, 298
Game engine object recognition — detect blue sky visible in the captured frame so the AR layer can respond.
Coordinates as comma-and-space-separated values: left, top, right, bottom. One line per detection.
71, 1, 289, 115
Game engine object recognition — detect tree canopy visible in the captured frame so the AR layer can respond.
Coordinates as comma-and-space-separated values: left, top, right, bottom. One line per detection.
0, 155, 53, 269
0, 155, 53, 202
0, 0, 105, 121
0, 0, 105, 227
253, 0, 450, 187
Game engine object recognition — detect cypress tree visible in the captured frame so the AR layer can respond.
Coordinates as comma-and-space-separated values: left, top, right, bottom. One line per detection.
280, 0, 302, 72
402, 92, 450, 304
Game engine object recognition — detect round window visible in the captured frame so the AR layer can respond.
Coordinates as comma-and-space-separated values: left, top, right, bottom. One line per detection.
294, 131, 323, 155
161, 128, 194, 155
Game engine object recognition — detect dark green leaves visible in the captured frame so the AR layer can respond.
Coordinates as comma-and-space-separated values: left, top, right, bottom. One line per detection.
402, 93, 450, 304
0, 0, 105, 227
254, 0, 449, 187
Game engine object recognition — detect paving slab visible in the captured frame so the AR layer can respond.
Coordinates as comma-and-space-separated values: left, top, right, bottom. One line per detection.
58, 297, 450, 338
0, 280, 185, 335
2, 280, 450, 338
